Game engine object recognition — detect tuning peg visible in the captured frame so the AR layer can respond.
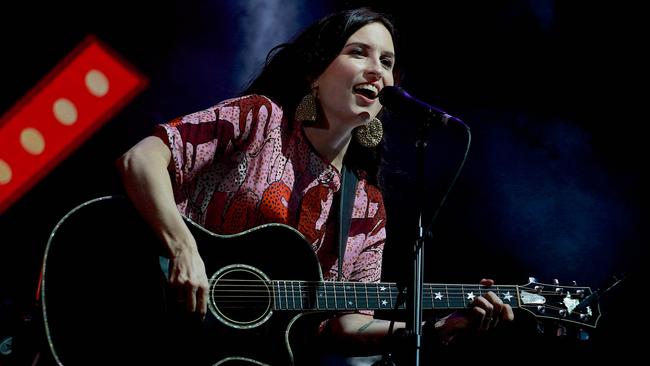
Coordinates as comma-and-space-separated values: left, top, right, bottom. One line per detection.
553, 278, 559, 285
555, 324, 567, 337
577, 329, 590, 341
536, 305, 545, 314
555, 287, 564, 295
528, 276, 538, 283
571, 280, 577, 286
558, 309, 568, 317
534, 285, 543, 293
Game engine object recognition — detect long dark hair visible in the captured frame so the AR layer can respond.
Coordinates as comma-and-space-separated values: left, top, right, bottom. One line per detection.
243, 7, 400, 185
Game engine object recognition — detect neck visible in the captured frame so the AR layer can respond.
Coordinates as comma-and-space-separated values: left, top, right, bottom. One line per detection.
303, 125, 352, 172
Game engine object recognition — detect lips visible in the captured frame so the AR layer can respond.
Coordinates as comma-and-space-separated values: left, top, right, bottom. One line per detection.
353, 83, 379, 99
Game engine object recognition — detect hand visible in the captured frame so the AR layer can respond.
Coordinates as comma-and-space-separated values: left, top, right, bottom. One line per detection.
431, 278, 514, 344
168, 247, 209, 317
471, 278, 515, 331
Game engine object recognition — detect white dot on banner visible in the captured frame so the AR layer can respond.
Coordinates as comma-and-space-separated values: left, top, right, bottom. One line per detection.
0, 159, 11, 185
20, 128, 46, 155
85, 69, 109, 97
53, 98, 78, 126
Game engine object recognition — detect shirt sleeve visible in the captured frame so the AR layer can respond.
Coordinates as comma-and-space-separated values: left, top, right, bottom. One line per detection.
152, 95, 282, 191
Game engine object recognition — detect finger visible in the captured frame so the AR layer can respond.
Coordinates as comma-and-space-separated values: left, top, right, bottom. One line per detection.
502, 304, 514, 321
173, 285, 186, 304
472, 296, 494, 318
197, 285, 208, 318
491, 314, 499, 328
480, 278, 495, 287
484, 291, 509, 328
484, 291, 502, 304
471, 307, 490, 331
186, 286, 197, 313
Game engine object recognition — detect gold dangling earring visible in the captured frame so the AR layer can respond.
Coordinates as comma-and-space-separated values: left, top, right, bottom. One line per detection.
353, 117, 383, 147
295, 92, 317, 122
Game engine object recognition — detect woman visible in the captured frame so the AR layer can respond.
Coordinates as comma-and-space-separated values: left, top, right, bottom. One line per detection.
118, 7, 512, 364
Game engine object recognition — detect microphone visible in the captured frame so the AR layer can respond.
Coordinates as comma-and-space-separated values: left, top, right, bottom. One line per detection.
378, 86, 466, 128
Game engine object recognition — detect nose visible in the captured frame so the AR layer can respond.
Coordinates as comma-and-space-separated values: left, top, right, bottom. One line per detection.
364, 58, 384, 80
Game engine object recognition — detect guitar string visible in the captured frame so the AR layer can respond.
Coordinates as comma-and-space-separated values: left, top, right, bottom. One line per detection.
207, 287, 577, 297
206, 292, 582, 310
209, 301, 584, 319
205, 279, 579, 294
206, 290, 590, 317
205, 281, 573, 296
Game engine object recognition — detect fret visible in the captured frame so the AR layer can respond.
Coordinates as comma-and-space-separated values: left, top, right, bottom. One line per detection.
284, 281, 296, 310
350, 283, 359, 309
428, 284, 444, 310
447, 285, 467, 309
316, 282, 322, 310
353, 282, 368, 309
284, 282, 289, 310
364, 283, 369, 309
271, 280, 277, 310
445, 285, 450, 308
298, 282, 304, 309
323, 282, 329, 310
460, 284, 464, 309
373, 283, 380, 308
304, 282, 312, 309
289, 281, 295, 310
339, 282, 348, 309
276, 281, 282, 310
331, 282, 340, 309
366, 283, 377, 309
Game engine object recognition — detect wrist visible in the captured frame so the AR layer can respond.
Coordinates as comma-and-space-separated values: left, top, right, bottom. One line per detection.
424, 315, 455, 346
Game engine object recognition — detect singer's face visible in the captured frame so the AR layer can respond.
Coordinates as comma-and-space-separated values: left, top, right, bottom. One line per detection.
314, 22, 395, 129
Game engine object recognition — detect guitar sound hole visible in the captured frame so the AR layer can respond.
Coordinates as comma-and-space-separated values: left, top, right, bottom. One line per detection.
210, 265, 272, 328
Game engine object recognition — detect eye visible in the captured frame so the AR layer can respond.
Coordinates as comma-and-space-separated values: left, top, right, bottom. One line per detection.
381, 57, 394, 69
349, 47, 364, 56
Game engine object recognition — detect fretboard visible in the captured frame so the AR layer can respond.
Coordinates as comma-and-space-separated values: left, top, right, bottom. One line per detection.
271, 281, 520, 311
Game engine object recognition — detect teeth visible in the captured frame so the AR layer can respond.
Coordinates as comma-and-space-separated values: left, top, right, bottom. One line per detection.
354, 84, 378, 97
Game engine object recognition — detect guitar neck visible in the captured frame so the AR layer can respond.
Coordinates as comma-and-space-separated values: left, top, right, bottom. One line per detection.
271, 281, 520, 311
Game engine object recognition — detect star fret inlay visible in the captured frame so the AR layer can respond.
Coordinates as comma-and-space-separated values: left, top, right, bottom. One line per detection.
502, 292, 513, 302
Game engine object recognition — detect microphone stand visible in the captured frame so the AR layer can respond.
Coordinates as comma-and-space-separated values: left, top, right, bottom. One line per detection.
405, 119, 433, 366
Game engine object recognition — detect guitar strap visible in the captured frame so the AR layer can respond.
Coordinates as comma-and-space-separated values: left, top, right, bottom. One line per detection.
338, 164, 358, 281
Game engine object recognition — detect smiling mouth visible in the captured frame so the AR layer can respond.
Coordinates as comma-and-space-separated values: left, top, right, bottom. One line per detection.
353, 85, 379, 99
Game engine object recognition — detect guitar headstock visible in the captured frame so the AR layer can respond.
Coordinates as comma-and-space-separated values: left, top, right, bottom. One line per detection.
518, 277, 601, 329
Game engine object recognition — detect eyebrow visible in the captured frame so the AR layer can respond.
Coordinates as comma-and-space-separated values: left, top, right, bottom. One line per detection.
344, 42, 395, 59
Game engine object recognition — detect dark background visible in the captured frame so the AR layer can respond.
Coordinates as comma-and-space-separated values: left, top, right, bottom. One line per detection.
1, 0, 644, 363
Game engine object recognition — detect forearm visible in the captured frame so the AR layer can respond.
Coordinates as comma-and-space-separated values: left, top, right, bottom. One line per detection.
117, 136, 196, 256
328, 313, 406, 350
328, 312, 460, 352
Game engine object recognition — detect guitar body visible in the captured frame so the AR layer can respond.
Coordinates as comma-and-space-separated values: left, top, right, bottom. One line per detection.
41, 196, 326, 365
